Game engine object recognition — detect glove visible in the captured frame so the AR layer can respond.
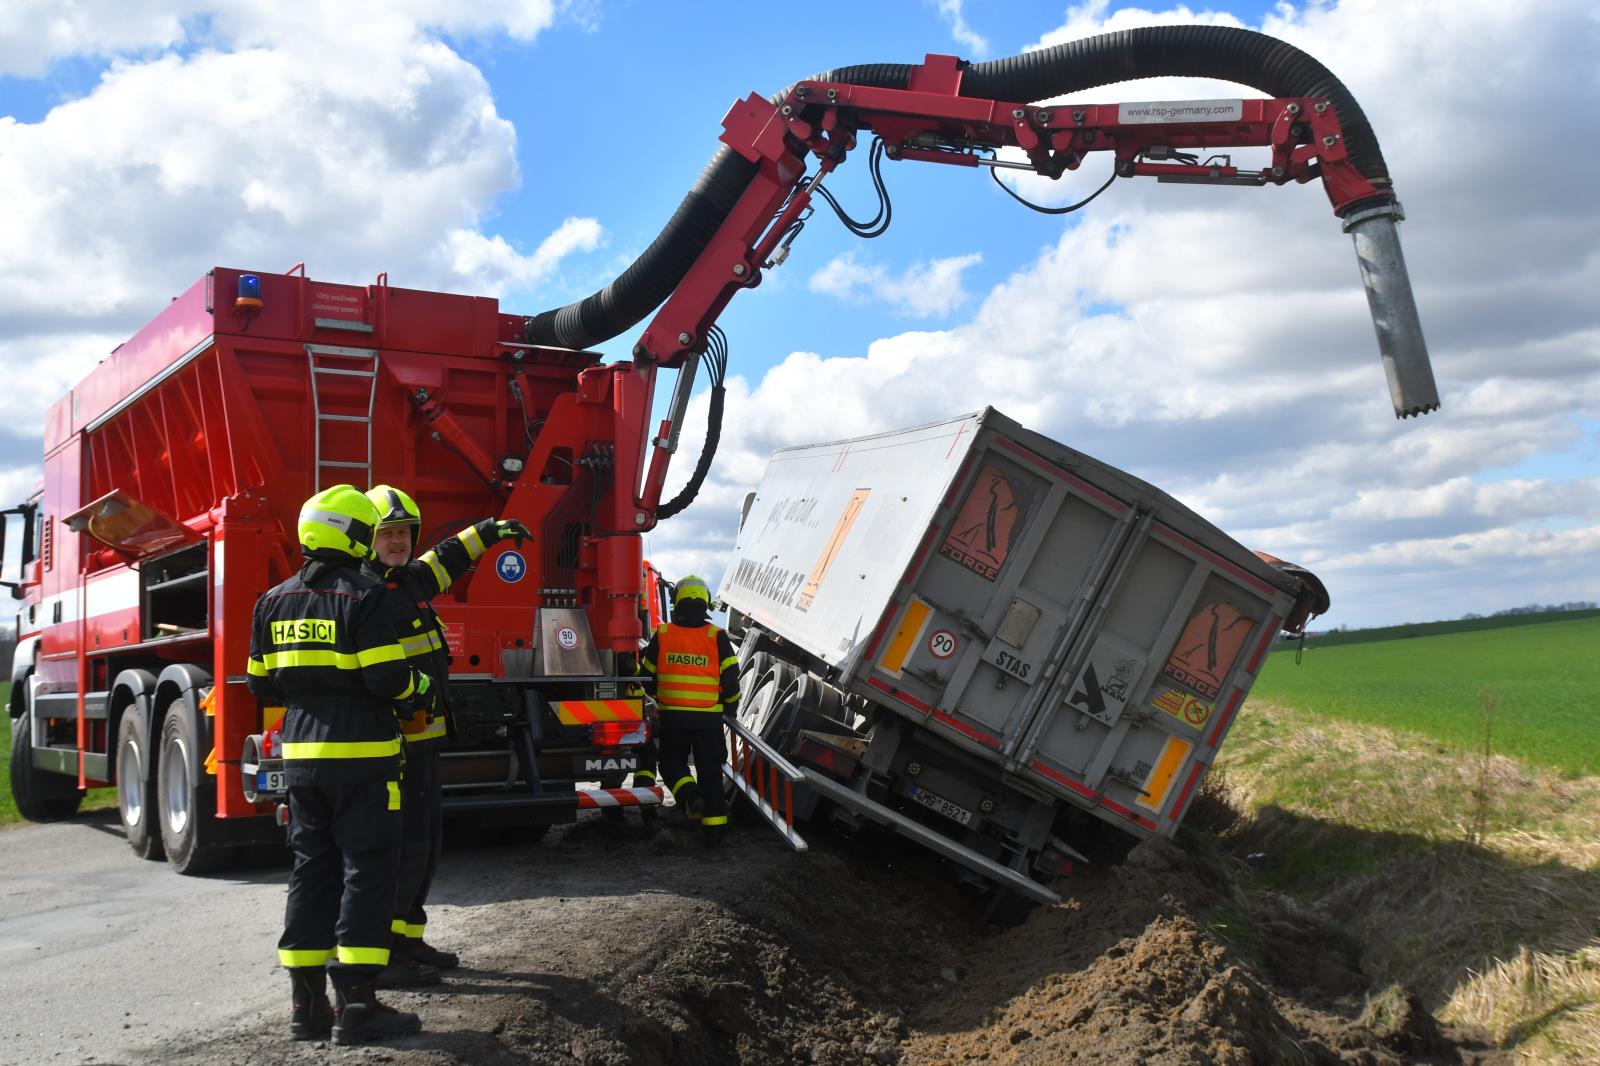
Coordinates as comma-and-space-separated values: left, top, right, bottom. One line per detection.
476, 517, 532, 548
412, 672, 441, 714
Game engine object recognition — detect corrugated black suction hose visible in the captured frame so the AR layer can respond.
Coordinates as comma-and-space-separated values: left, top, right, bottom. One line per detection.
524, 27, 1386, 351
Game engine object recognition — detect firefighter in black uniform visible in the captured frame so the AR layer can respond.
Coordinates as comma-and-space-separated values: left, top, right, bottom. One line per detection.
637, 576, 741, 844
361, 484, 530, 987
247, 485, 436, 1046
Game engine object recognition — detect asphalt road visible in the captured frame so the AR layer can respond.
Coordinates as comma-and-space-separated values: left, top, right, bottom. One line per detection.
0, 811, 290, 1066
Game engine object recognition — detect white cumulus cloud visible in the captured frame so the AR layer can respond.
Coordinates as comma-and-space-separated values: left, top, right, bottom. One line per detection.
933, 0, 991, 57
809, 252, 984, 317
0, 2, 600, 437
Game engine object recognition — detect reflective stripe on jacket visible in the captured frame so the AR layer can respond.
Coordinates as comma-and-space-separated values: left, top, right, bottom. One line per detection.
363, 523, 488, 743
246, 560, 422, 784
639, 622, 740, 715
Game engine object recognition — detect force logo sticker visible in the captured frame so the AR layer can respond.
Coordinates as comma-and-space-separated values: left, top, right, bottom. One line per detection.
939, 464, 1024, 582
1160, 600, 1254, 699
1152, 687, 1213, 727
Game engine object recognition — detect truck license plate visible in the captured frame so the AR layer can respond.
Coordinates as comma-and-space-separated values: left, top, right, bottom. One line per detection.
910, 785, 973, 827
257, 770, 286, 793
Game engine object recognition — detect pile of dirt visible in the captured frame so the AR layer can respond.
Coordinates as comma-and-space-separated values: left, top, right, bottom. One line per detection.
901, 836, 1474, 1064
139, 815, 1505, 1065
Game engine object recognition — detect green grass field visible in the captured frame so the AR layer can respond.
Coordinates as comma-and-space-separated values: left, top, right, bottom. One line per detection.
1251, 612, 1600, 777
1298, 607, 1600, 650
0, 681, 119, 828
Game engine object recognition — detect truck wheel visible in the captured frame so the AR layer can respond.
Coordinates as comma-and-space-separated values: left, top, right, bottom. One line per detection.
8, 685, 83, 822
753, 673, 840, 752
736, 674, 783, 737
156, 699, 224, 875
115, 710, 164, 861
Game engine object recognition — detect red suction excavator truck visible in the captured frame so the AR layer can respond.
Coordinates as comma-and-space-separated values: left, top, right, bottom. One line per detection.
4, 26, 1437, 876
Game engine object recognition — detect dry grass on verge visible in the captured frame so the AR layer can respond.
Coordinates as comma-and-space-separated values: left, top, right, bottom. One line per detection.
1212, 702, 1600, 1064
1445, 947, 1600, 1061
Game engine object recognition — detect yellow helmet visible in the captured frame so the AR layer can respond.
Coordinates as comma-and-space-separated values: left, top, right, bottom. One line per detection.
298, 484, 380, 560
673, 575, 711, 606
366, 484, 421, 532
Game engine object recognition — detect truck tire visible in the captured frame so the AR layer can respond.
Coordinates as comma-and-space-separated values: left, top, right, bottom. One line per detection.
156, 699, 225, 875
757, 673, 850, 754
8, 685, 83, 823
115, 710, 164, 861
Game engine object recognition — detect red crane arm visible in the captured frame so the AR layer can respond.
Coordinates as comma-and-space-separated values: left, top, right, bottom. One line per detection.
632, 53, 1395, 514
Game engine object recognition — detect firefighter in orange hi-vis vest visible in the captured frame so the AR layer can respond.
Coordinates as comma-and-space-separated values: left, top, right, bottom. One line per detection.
636, 575, 740, 844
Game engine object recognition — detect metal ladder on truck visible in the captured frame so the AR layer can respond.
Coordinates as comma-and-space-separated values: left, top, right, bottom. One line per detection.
306, 345, 379, 490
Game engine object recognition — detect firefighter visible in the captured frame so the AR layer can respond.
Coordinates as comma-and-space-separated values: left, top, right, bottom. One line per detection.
247, 484, 435, 1046
361, 484, 530, 987
637, 575, 740, 844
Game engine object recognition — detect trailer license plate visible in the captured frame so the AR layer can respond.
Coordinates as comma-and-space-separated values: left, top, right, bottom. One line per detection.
257, 770, 286, 793
910, 785, 973, 827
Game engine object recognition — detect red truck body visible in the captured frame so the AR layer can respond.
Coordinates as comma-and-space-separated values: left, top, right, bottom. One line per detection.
7, 266, 660, 869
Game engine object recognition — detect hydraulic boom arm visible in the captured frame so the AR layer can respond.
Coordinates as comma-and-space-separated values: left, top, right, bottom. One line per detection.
523, 28, 1440, 527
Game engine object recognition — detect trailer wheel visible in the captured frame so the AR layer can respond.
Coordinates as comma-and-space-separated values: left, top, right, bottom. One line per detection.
7, 682, 83, 822
759, 674, 843, 751
156, 700, 224, 875
115, 710, 164, 861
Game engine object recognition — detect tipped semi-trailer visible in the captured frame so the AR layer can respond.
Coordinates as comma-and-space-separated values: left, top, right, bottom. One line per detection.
720, 409, 1329, 905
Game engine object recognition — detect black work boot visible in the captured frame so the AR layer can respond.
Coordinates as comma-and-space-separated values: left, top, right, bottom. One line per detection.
288, 966, 334, 1040
375, 940, 442, 989
678, 782, 706, 823
409, 939, 460, 970
330, 973, 422, 1045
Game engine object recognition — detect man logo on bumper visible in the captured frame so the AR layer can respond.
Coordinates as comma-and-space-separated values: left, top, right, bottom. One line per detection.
582, 757, 638, 774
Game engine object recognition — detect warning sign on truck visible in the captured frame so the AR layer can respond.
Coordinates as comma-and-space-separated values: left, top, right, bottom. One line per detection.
1152, 687, 1213, 728
939, 464, 1029, 581
1159, 600, 1255, 699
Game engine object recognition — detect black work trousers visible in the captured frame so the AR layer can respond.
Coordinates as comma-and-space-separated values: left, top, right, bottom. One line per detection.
393, 743, 443, 943
658, 715, 729, 827
280, 777, 401, 977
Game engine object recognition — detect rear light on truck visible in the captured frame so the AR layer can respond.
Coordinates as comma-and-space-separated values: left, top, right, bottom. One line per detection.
590, 719, 647, 747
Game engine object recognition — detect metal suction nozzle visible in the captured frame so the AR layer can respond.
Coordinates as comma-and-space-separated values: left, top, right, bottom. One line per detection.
1343, 201, 1440, 418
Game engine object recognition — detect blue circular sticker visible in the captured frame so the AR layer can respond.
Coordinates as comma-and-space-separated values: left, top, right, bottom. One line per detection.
496, 550, 527, 583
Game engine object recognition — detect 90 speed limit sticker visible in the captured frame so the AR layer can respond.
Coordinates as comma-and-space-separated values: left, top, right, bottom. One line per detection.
927, 629, 958, 660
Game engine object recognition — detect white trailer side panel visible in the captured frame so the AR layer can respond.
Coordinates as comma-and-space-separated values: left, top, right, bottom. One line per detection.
719, 414, 982, 674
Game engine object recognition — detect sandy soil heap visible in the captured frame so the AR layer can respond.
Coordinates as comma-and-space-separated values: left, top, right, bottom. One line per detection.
138, 813, 1505, 1065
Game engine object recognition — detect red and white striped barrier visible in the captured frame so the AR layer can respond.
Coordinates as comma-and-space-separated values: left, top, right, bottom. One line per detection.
575, 786, 665, 809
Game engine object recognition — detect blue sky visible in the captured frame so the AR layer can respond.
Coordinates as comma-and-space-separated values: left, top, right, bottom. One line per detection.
1, 0, 1596, 629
